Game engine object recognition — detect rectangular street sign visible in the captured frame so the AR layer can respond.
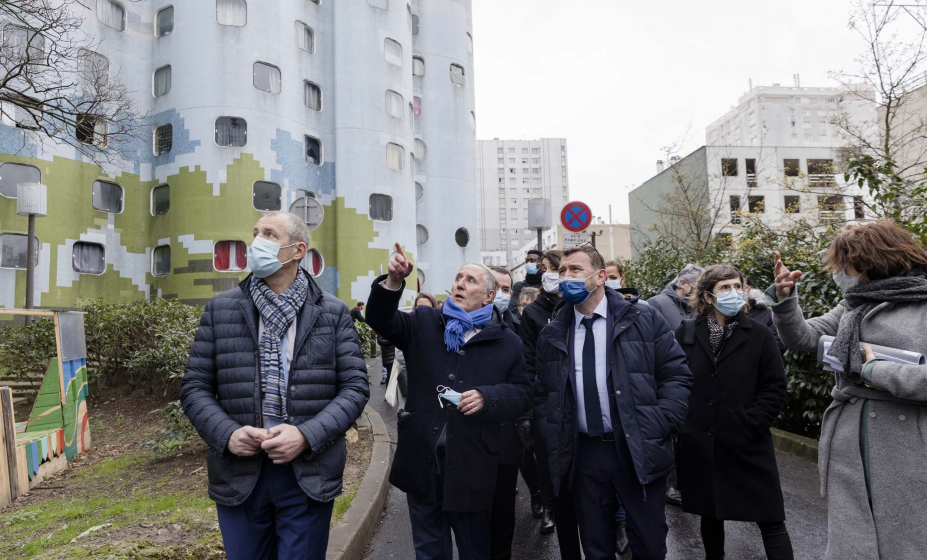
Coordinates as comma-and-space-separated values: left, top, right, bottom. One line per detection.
562, 232, 588, 248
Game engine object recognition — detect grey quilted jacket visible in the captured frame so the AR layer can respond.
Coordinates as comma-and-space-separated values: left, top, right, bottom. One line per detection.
181, 270, 370, 507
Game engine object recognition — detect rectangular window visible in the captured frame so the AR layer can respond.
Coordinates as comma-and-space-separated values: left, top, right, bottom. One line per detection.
76, 114, 107, 146
92, 180, 123, 213
804, 134, 812, 141
369, 194, 393, 221
508, 148, 514, 154
532, 148, 539, 154
151, 184, 170, 215
531, 168, 540, 173
748, 195, 765, 213
730, 195, 741, 224
252, 181, 281, 211
156, 6, 174, 37
295, 22, 315, 53
3, 25, 45, 62
508, 178, 515, 184
0, 162, 40, 198
305, 135, 322, 165
745, 158, 756, 175
449, 64, 465, 85
386, 142, 405, 171
385, 90, 404, 119
510, 198, 517, 205
217, 0, 247, 26
214, 240, 247, 271
98, 0, 126, 31
498, 158, 504, 164
253, 62, 281, 94
78, 50, 109, 88
783, 159, 800, 177
303, 81, 322, 111
807, 159, 833, 175
0, 233, 39, 269
73, 241, 105, 274
152, 245, 171, 276
784, 195, 800, 214
721, 158, 737, 176
154, 124, 172, 155
497, 149, 503, 155
384, 38, 402, 67
508, 158, 515, 163
153, 65, 171, 97
522, 148, 528, 154
854, 197, 865, 219
412, 56, 425, 77
819, 195, 846, 222
532, 158, 539, 163
215, 116, 247, 147
522, 168, 528, 173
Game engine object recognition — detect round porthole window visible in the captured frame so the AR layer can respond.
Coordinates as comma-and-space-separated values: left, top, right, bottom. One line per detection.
455, 227, 469, 248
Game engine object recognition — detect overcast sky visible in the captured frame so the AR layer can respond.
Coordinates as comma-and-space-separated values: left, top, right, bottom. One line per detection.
471, 0, 868, 223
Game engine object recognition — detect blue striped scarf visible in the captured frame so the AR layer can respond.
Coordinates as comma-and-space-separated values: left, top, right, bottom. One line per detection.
250, 272, 309, 422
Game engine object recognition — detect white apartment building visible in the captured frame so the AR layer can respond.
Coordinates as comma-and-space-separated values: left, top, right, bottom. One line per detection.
630, 82, 878, 256
477, 138, 569, 267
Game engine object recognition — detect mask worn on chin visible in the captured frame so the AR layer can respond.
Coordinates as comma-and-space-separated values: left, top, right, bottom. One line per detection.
247, 236, 298, 279
712, 290, 746, 317
437, 385, 462, 406
541, 272, 561, 294
492, 292, 511, 312
832, 268, 860, 291
605, 279, 623, 290
560, 272, 599, 305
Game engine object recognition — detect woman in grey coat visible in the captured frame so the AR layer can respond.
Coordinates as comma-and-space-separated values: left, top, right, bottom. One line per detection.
767, 220, 927, 560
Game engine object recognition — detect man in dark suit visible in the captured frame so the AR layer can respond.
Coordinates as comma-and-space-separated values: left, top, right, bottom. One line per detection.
366, 244, 532, 560
534, 245, 692, 560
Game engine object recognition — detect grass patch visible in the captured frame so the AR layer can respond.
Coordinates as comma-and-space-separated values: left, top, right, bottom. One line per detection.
332, 482, 359, 524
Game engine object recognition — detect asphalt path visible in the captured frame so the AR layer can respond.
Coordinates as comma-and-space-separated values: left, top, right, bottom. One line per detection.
361, 358, 828, 560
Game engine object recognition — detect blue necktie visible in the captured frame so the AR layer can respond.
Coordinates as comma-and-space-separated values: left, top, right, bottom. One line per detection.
581, 315, 605, 436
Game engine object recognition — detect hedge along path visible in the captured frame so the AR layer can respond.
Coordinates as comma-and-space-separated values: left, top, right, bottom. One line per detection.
0, 309, 91, 509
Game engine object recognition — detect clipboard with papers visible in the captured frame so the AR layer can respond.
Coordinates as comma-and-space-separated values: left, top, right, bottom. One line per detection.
817, 335, 927, 372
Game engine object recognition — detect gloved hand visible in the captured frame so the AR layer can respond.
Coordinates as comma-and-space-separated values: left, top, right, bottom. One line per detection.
516, 418, 534, 447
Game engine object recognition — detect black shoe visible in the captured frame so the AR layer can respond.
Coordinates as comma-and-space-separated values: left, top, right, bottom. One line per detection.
380, 377, 387, 385
665, 485, 682, 506
539, 509, 555, 535
616, 521, 630, 555
530, 492, 543, 519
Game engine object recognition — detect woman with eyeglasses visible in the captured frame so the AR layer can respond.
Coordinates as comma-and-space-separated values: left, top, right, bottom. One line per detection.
675, 264, 794, 560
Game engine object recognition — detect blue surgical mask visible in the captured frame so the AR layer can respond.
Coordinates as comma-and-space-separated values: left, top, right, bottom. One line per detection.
247, 236, 298, 279
605, 279, 622, 290
437, 385, 462, 406
559, 271, 599, 305
526, 263, 539, 275
493, 292, 511, 312
712, 290, 746, 317
832, 268, 860, 292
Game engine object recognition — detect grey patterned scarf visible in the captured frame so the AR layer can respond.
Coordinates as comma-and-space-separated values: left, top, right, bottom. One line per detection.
707, 315, 738, 357
827, 273, 927, 377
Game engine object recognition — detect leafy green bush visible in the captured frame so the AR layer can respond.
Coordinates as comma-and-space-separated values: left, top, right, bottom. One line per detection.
0, 317, 56, 384
140, 400, 197, 453
623, 223, 842, 438
354, 320, 378, 358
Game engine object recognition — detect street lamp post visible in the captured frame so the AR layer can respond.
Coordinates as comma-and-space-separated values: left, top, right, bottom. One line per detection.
17, 183, 47, 321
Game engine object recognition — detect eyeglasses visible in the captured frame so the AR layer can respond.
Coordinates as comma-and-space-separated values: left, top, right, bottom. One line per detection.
714, 284, 744, 295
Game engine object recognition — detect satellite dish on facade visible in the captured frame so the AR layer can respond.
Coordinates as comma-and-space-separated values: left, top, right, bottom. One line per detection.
289, 191, 324, 231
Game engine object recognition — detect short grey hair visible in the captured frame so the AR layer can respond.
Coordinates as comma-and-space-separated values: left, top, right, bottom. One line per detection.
674, 263, 704, 287
464, 263, 498, 295
262, 211, 311, 247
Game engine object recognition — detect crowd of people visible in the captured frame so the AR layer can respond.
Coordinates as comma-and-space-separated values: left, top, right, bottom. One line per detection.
179, 210, 927, 560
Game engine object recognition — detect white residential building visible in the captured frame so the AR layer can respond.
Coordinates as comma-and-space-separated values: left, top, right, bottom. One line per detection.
477, 138, 569, 267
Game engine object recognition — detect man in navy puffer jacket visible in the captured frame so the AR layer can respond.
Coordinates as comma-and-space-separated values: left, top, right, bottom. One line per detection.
181, 212, 369, 560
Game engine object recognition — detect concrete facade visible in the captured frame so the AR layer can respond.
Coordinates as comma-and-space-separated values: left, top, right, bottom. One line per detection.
0, 0, 477, 311
476, 138, 568, 267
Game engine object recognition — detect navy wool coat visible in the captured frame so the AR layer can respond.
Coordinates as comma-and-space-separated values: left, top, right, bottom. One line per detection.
534, 289, 693, 496
365, 276, 532, 512
181, 270, 370, 507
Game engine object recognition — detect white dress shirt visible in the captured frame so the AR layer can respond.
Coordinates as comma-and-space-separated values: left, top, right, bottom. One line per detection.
258, 318, 297, 429
573, 295, 612, 434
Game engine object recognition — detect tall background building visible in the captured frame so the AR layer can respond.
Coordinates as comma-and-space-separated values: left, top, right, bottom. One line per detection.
476, 138, 568, 267
0, 0, 479, 311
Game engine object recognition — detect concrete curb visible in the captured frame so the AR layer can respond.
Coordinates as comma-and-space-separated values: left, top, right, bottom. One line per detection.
771, 427, 819, 464
326, 405, 393, 560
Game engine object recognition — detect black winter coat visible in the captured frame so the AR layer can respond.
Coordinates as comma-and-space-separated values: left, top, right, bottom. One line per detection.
498, 307, 526, 465
534, 289, 693, 496
181, 271, 370, 507
365, 276, 532, 511
519, 290, 562, 382
674, 313, 787, 522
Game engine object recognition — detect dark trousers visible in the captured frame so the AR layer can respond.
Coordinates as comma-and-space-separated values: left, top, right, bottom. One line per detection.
700, 517, 795, 560
216, 456, 334, 560
532, 425, 556, 508
553, 472, 583, 560
519, 445, 539, 496
573, 434, 669, 560
489, 463, 519, 560
407, 493, 491, 560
